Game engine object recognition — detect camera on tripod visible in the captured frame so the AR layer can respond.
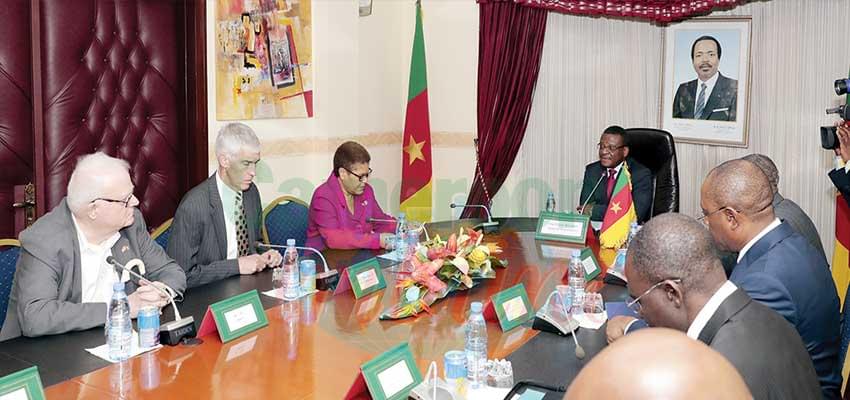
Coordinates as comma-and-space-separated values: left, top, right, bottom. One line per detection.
821, 78, 850, 150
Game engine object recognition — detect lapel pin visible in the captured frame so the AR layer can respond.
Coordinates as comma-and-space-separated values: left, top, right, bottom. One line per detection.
121, 245, 129, 253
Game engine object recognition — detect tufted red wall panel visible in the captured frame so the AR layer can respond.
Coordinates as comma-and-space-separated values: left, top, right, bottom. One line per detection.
0, 0, 33, 239
39, 0, 184, 228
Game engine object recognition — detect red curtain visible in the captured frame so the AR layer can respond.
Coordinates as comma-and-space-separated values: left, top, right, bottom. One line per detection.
461, 1, 547, 218
509, 0, 746, 23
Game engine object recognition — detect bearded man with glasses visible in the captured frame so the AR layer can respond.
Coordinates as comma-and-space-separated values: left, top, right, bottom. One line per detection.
0, 153, 186, 341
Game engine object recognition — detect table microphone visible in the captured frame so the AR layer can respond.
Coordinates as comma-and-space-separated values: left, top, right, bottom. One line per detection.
368, 217, 431, 242
255, 243, 339, 291
578, 171, 606, 215
450, 203, 499, 233
106, 256, 196, 346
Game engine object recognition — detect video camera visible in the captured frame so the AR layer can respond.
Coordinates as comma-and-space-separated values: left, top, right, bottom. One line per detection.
821, 77, 850, 150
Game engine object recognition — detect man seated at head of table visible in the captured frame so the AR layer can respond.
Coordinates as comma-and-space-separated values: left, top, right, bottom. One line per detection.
167, 122, 282, 288
567, 328, 753, 400
606, 213, 821, 399
0, 153, 186, 341
306, 141, 395, 250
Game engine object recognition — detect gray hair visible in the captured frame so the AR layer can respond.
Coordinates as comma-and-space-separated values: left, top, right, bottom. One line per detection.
215, 122, 260, 162
66, 152, 131, 213
628, 213, 724, 295
741, 154, 779, 195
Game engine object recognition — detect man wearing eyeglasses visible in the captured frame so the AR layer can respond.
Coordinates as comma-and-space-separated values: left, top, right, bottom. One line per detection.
0, 153, 187, 340
306, 141, 395, 250
578, 126, 653, 227
700, 159, 841, 399
168, 123, 282, 288
607, 213, 820, 399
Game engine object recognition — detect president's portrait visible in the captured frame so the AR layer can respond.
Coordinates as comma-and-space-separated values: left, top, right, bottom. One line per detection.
661, 17, 751, 147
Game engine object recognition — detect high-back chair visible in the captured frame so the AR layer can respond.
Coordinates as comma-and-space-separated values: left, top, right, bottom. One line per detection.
625, 128, 680, 218
262, 196, 310, 247
151, 218, 173, 251
0, 239, 21, 330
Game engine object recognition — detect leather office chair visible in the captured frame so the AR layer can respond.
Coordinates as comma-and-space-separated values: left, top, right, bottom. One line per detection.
262, 196, 310, 247
0, 239, 20, 330
151, 218, 173, 251
625, 128, 679, 218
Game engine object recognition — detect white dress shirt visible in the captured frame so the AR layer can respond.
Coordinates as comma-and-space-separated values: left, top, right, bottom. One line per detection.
737, 218, 781, 263
215, 172, 239, 260
694, 72, 719, 115
686, 280, 738, 339
72, 215, 123, 304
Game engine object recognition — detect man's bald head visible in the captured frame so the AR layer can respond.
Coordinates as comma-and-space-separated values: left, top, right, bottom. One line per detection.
703, 159, 773, 216
565, 328, 752, 400
742, 154, 779, 195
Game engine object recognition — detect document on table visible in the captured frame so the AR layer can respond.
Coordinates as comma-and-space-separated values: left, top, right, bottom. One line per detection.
85, 331, 161, 363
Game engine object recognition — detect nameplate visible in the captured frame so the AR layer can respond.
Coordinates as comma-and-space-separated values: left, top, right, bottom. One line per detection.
336, 257, 386, 299
197, 290, 268, 343
535, 212, 589, 244
345, 343, 422, 400
0, 367, 45, 400
488, 284, 534, 332
579, 247, 602, 281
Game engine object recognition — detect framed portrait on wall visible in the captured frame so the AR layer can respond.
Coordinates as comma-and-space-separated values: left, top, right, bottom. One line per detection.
660, 17, 752, 147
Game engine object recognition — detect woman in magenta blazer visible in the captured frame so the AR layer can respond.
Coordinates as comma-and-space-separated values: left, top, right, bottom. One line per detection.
306, 141, 395, 250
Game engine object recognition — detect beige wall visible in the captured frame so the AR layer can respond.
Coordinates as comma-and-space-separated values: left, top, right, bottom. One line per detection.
206, 0, 478, 222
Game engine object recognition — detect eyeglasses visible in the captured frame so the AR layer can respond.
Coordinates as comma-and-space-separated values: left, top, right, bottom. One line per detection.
597, 143, 625, 153
92, 193, 135, 208
626, 278, 682, 313
344, 167, 372, 182
697, 206, 732, 223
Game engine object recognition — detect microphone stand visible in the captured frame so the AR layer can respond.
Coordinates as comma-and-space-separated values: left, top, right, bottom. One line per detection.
450, 203, 499, 233
106, 257, 196, 346
578, 172, 606, 215
255, 243, 339, 291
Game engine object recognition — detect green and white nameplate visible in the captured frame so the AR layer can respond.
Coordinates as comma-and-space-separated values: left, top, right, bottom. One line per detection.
361, 343, 422, 400
0, 367, 45, 400
205, 290, 268, 343
348, 257, 387, 299
580, 247, 602, 281
535, 211, 589, 244
491, 284, 534, 332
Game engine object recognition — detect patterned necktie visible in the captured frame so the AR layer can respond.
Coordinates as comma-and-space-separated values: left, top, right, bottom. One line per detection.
606, 168, 616, 199
694, 82, 708, 119
235, 191, 250, 256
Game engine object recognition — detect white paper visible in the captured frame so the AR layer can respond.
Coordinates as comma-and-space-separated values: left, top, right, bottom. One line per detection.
226, 335, 257, 361
261, 288, 318, 301
468, 385, 511, 400
540, 219, 583, 237
574, 311, 609, 330
376, 360, 414, 398
85, 331, 162, 363
581, 257, 597, 275
356, 269, 379, 290
501, 296, 528, 322
223, 304, 258, 332
0, 388, 28, 400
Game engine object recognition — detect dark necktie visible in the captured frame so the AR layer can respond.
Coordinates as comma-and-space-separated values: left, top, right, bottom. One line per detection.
235, 191, 250, 256
606, 168, 616, 199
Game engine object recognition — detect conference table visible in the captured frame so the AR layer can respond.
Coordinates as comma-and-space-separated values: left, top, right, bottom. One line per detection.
0, 217, 628, 399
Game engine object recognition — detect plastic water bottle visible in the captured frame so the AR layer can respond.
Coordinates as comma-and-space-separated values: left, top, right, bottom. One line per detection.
107, 282, 132, 361
614, 222, 640, 272
568, 249, 585, 315
545, 192, 556, 213
465, 302, 488, 389
282, 239, 300, 300
395, 213, 408, 260
407, 228, 420, 255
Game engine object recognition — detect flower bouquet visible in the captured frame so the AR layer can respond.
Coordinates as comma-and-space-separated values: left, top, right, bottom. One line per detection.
379, 227, 508, 320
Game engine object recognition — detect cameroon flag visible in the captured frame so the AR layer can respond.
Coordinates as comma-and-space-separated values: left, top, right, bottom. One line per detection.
833, 193, 850, 392
599, 163, 637, 249
400, 0, 433, 223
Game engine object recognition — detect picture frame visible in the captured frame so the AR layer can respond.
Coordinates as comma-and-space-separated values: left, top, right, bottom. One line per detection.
660, 16, 752, 147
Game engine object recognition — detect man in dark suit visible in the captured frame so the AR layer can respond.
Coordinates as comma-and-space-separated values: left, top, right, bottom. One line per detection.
1, 153, 186, 341
578, 125, 653, 224
168, 123, 282, 288
828, 124, 850, 208
614, 213, 821, 399
700, 159, 842, 399
672, 35, 738, 121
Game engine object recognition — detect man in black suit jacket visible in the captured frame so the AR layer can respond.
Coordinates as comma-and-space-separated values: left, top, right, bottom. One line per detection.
672, 35, 738, 121
167, 123, 282, 288
617, 213, 821, 399
578, 126, 653, 224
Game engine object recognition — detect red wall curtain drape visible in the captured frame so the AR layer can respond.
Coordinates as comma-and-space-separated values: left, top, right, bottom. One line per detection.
461, 1, 547, 218
512, 0, 746, 23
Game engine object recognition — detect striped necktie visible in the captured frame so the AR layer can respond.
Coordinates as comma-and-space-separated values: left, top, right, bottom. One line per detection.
694, 82, 708, 119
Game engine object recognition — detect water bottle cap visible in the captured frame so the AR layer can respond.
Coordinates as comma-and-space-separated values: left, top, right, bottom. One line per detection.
571, 249, 581, 257
470, 302, 483, 313
286, 239, 296, 246
112, 281, 125, 292
398, 212, 406, 219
